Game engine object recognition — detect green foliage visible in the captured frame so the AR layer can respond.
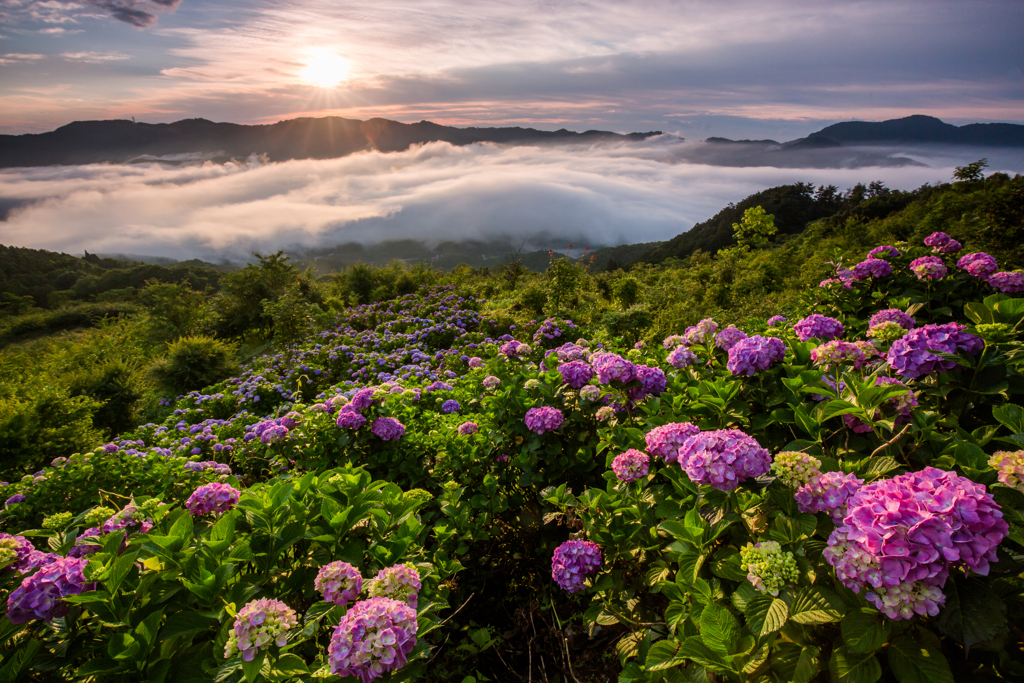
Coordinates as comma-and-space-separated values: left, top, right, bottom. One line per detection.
731, 205, 777, 249
149, 335, 239, 395
141, 281, 212, 342
67, 360, 144, 435
612, 276, 641, 309
954, 158, 988, 182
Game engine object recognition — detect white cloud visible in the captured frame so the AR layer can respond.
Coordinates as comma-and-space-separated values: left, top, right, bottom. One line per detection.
2, 140, 1005, 262
61, 50, 130, 62
0, 52, 46, 65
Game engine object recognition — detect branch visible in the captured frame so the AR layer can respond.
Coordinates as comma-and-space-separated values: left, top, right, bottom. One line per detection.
871, 423, 911, 458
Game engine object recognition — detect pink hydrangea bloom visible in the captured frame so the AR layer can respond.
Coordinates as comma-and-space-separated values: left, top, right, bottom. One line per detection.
957, 252, 998, 278
590, 353, 637, 384
644, 422, 700, 464
525, 407, 564, 434
852, 258, 892, 280
611, 450, 649, 483
224, 598, 298, 662
185, 482, 240, 516
924, 231, 962, 253
793, 314, 844, 341
795, 471, 864, 522
551, 540, 601, 593
715, 326, 748, 351
7, 557, 90, 624
315, 561, 363, 607
988, 271, 1024, 293
677, 429, 771, 491
328, 597, 417, 682
367, 564, 421, 609
727, 335, 785, 376
910, 256, 947, 279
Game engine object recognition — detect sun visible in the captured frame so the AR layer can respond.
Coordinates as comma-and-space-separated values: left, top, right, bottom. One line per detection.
301, 48, 350, 88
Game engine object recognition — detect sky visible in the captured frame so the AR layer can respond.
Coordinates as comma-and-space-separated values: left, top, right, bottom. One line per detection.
1, 0, 1022, 138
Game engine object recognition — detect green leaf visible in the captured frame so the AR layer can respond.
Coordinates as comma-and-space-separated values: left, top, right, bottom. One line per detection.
698, 604, 740, 655
793, 645, 820, 683
829, 644, 881, 683
790, 586, 845, 624
104, 552, 139, 594
887, 632, 953, 683
935, 576, 1007, 653
675, 637, 726, 670
645, 640, 685, 672
0, 639, 42, 682
841, 608, 890, 654
241, 650, 267, 683
992, 404, 1024, 434
745, 593, 789, 637
271, 654, 309, 676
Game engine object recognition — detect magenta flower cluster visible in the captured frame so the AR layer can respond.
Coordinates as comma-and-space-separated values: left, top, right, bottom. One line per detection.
0, 533, 36, 573
328, 597, 417, 682
825, 468, 1007, 620
989, 271, 1024, 293
315, 561, 363, 607
793, 314, 844, 342
630, 365, 667, 401
867, 245, 900, 259
102, 505, 152, 535
667, 345, 698, 369
810, 340, 867, 369
795, 471, 864, 523
337, 409, 368, 430
590, 353, 636, 384
558, 361, 595, 389
551, 539, 602, 593
886, 322, 983, 379
852, 258, 892, 280
370, 417, 406, 441
457, 422, 478, 436
645, 422, 700, 464
910, 256, 947, 279
185, 482, 240, 516
224, 598, 299, 661
924, 231, 962, 253
7, 557, 89, 624
869, 308, 915, 331
611, 450, 650, 483
500, 340, 532, 358
766, 315, 787, 327
683, 318, 718, 345
715, 326, 748, 351
677, 429, 771, 491
727, 335, 785, 376
525, 406, 564, 434
957, 252, 998, 278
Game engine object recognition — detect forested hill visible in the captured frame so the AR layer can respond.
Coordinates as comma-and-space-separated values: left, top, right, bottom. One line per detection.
0, 117, 661, 168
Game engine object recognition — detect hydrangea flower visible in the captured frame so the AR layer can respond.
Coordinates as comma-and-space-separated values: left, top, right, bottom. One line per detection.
337, 411, 368, 430
988, 271, 1024, 293
852, 258, 892, 280
795, 471, 864, 522
667, 345, 698, 369
595, 406, 615, 421
740, 541, 799, 596
328, 597, 417, 682
102, 505, 153, 535
68, 528, 102, 558
886, 322, 983, 379
551, 540, 601, 593
989, 451, 1024, 493
441, 399, 461, 414
767, 315, 787, 327
590, 353, 637, 384
819, 277, 853, 289
525, 406, 564, 434
184, 460, 233, 475
867, 322, 907, 343
771, 452, 822, 488
867, 245, 900, 259
611, 450, 649, 483
794, 314, 844, 341
810, 340, 867, 369
42, 512, 73, 530
715, 326, 748, 351
957, 252, 998, 278
348, 388, 377, 411
645, 422, 700, 464
224, 598, 299, 662
482, 375, 501, 390
869, 308, 915, 331
727, 335, 785, 376
500, 340, 532, 358
677, 429, 771, 491
0, 534, 36, 572
663, 335, 686, 349
824, 467, 1007, 620
524, 379, 541, 390
371, 417, 405, 441
682, 318, 718, 345
457, 422, 478, 436
6, 557, 90, 623
558, 361, 595, 389
315, 561, 363, 607
924, 231, 962, 253
910, 256, 947, 279
579, 385, 601, 401
5, 494, 25, 506
467, 357, 484, 368
367, 564, 421, 609
629, 365, 667, 401
186, 482, 240, 516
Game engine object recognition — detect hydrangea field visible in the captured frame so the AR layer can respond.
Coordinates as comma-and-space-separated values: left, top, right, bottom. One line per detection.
2, 231, 1024, 682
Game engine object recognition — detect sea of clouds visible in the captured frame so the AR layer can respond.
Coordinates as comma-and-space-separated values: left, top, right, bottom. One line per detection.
0, 138, 1020, 262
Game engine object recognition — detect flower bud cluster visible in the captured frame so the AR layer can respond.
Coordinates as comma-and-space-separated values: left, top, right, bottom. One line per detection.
867, 321, 907, 342
611, 450, 650, 483
771, 452, 822, 488
810, 340, 867, 369
740, 541, 799, 596
367, 564, 421, 609
551, 540, 601, 593
315, 561, 363, 607
224, 598, 299, 662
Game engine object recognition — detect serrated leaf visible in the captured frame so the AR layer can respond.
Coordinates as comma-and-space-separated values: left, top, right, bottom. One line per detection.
887, 632, 953, 683
645, 640, 684, 672
698, 604, 739, 654
829, 644, 881, 683
841, 608, 890, 654
745, 593, 789, 637
864, 457, 900, 476
790, 586, 845, 624
992, 404, 1024, 434
935, 576, 1007, 653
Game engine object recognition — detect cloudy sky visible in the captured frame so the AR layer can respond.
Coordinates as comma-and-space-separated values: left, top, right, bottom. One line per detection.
1, 0, 1022, 138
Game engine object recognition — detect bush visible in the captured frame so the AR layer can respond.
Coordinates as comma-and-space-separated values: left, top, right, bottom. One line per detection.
149, 335, 238, 395
67, 360, 144, 435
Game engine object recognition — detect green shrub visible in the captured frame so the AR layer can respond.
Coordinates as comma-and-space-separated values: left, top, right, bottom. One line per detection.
149, 335, 238, 395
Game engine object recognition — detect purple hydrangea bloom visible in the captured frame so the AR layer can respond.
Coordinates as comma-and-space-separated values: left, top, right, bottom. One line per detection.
886, 322, 983, 379
348, 387, 376, 411
793, 314, 844, 341
795, 471, 864, 523
767, 315, 787, 327
525, 406, 564, 434
337, 410, 368, 430
957, 252, 998, 278
629, 365, 667, 401
441, 399, 461, 414
551, 539, 601, 593
224, 598, 299, 662
371, 417, 406, 441
612, 450, 650, 483
500, 340, 532, 358
315, 561, 363, 607
482, 375, 501, 390
662, 335, 686, 349
924, 231, 962, 253
457, 422, 478, 436
910, 256, 947, 279
825, 468, 1007, 620
6, 557, 89, 624
667, 345, 698, 369
645, 422, 700, 464
185, 482, 240, 516
552, 342, 589, 362
259, 424, 290, 444
102, 505, 153, 536
367, 564, 422, 609
988, 271, 1024, 293
579, 385, 601, 401
852, 258, 892, 280
590, 353, 636, 384
867, 245, 900, 259
0, 534, 36, 572
5, 494, 25, 506
677, 429, 771, 491
468, 357, 484, 368
328, 597, 417, 682
810, 340, 867, 369
558, 361, 595, 389
68, 528, 102, 558
715, 326, 748, 351
727, 335, 785, 376
184, 460, 232, 475
869, 308, 915, 330
819, 277, 853, 289
683, 318, 718, 345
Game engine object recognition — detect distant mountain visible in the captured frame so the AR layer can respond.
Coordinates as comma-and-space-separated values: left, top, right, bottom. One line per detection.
0, 117, 661, 168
